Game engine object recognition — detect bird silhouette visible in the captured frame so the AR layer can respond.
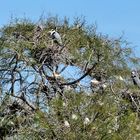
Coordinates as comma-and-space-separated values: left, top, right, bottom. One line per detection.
48, 29, 62, 46
131, 70, 140, 88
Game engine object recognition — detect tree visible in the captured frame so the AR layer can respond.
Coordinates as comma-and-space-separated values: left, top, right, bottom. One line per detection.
0, 16, 140, 139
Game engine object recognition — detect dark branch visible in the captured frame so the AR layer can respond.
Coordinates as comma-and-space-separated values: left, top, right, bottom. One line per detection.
61, 62, 98, 86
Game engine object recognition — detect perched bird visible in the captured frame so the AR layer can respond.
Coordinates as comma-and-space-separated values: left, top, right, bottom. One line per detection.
91, 78, 100, 85
62, 102, 67, 107
91, 78, 107, 93
64, 120, 70, 128
102, 83, 107, 89
48, 29, 62, 46
118, 76, 124, 81
71, 114, 78, 120
52, 71, 61, 78
131, 70, 140, 88
115, 75, 124, 81
83, 117, 90, 125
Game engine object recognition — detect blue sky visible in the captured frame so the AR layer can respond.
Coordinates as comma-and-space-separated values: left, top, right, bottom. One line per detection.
0, 0, 140, 56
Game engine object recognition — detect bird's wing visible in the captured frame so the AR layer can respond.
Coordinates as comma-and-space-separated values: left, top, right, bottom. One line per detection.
54, 32, 61, 40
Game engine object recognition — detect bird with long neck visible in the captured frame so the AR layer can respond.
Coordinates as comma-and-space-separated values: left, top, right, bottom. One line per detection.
48, 29, 63, 46
131, 70, 140, 88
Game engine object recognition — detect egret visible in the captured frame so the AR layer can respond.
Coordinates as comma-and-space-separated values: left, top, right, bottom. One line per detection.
48, 29, 62, 46
64, 120, 70, 128
62, 102, 66, 107
115, 75, 124, 81
72, 114, 78, 120
52, 72, 61, 78
102, 83, 107, 89
91, 78, 107, 93
91, 78, 100, 85
84, 117, 90, 125
131, 70, 140, 88
118, 76, 124, 81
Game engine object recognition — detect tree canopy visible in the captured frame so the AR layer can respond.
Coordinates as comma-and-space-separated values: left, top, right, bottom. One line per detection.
0, 16, 140, 140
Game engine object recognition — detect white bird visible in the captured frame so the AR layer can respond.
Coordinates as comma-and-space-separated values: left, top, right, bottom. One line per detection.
72, 114, 78, 120
48, 29, 62, 46
131, 70, 140, 88
84, 117, 90, 125
119, 76, 124, 81
102, 83, 107, 89
91, 79, 107, 93
91, 79, 100, 85
52, 72, 61, 78
64, 120, 70, 128
115, 75, 124, 81
62, 102, 67, 107
64, 85, 73, 91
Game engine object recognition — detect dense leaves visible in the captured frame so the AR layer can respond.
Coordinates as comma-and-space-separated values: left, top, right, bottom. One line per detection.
0, 16, 140, 139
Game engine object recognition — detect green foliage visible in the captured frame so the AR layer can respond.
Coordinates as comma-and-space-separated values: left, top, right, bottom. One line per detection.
0, 16, 140, 139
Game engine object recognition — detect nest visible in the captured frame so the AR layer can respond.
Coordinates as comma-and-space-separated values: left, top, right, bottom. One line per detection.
32, 46, 74, 68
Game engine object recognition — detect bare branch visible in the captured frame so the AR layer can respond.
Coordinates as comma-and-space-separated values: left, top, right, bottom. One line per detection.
61, 62, 98, 86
